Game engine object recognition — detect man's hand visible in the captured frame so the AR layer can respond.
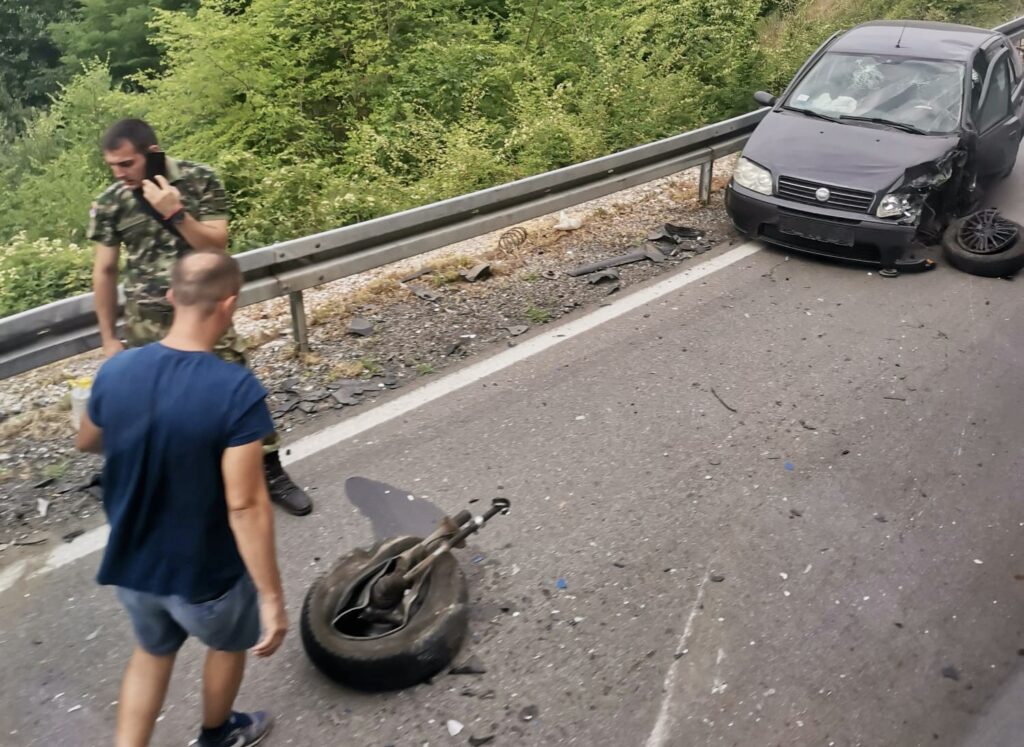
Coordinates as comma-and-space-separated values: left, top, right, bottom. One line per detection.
253, 596, 287, 657
141, 175, 183, 219
102, 338, 125, 358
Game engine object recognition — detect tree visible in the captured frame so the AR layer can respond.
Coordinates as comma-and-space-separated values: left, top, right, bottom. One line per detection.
50, 0, 200, 84
0, 0, 68, 121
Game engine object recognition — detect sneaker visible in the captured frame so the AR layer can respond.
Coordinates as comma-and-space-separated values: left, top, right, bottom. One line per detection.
197, 711, 272, 747
263, 452, 313, 516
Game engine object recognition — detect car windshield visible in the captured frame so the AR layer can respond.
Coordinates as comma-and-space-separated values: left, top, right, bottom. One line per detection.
785, 52, 964, 134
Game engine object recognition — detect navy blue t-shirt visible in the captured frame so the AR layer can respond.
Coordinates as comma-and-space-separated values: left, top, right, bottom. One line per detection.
88, 343, 274, 601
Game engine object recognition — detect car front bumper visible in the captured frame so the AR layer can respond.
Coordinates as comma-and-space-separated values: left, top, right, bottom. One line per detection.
725, 182, 930, 270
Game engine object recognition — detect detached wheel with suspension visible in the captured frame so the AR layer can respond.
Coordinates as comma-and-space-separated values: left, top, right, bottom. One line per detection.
300, 536, 469, 691
942, 209, 1024, 278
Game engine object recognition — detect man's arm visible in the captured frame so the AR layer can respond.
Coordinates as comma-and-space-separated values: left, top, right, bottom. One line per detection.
177, 216, 228, 252
92, 244, 124, 358
222, 440, 287, 657
142, 175, 228, 251
74, 411, 103, 454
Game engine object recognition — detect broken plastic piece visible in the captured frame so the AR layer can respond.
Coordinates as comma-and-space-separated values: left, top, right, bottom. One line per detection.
648, 223, 704, 243
556, 577, 568, 589
447, 720, 464, 736
541, 269, 560, 280
588, 269, 620, 285
406, 284, 442, 302
506, 325, 529, 337
459, 263, 492, 283
567, 250, 648, 277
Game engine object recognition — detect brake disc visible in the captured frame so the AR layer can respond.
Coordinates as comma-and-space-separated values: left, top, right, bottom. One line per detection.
957, 209, 1020, 255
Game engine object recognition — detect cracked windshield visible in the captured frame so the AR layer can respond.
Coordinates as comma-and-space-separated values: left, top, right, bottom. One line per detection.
786, 53, 965, 133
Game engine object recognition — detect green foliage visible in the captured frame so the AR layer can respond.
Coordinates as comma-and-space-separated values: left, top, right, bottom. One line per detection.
0, 0, 1022, 318
0, 233, 94, 316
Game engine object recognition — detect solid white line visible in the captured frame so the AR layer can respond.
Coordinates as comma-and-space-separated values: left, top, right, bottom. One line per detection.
27, 525, 110, 581
645, 572, 710, 747
282, 242, 762, 465
0, 559, 29, 595
0, 242, 761, 593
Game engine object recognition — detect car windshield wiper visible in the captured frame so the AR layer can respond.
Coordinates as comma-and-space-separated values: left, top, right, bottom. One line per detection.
837, 115, 928, 135
782, 105, 839, 123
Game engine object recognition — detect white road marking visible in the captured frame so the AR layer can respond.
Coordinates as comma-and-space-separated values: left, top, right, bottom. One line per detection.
645, 571, 711, 747
282, 243, 762, 464
0, 243, 761, 594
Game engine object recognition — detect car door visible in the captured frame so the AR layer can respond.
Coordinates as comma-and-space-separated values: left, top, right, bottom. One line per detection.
973, 45, 1022, 180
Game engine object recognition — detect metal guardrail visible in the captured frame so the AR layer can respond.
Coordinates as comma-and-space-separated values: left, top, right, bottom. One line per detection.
2, 15, 1023, 379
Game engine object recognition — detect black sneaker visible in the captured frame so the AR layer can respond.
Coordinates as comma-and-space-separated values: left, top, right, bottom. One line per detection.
264, 453, 312, 516
197, 711, 272, 746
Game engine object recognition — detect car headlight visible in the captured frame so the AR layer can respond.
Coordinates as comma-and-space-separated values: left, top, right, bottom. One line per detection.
876, 192, 924, 223
733, 157, 773, 196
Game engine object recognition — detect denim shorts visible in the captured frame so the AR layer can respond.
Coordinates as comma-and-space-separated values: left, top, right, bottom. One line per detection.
116, 573, 260, 656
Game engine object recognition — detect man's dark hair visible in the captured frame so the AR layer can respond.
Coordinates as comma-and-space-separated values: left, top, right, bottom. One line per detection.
100, 119, 158, 154
171, 253, 242, 316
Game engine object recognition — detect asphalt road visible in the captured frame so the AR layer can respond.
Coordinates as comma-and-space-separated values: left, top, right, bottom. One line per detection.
2, 153, 1023, 747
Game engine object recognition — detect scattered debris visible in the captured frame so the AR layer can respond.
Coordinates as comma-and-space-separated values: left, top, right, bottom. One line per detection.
789, 508, 803, 518
446, 720, 464, 737
332, 390, 361, 406
459, 263, 492, 283
85, 626, 103, 641
519, 705, 540, 722
36, 498, 49, 518
566, 249, 648, 277
33, 477, 56, 489
405, 284, 442, 302
883, 396, 907, 402
784, 462, 795, 471
942, 665, 960, 681
710, 387, 738, 414
540, 269, 560, 280
497, 226, 528, 253
799, 419, 817, 431
554, 211, 583, 231
13, 537, 47, 547
347, 317, 374, 337
468, 735, 496, 746
973, 559, 984, 565
398, 267, 433, 283
710, 573, 726, 583
647, 223, 705, 244
556, 577, 568, 590
643, 245, 668, 264
447, 342, 464, 357
62, 529, 85, 543
298, 402, 318, 415
505, 325, 529, 337
450, 656, 487, 675
612, 561, 627, 568
587, 269, 620, 286
874, 514, 888, 523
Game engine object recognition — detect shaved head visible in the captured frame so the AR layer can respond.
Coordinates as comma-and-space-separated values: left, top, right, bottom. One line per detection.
171, 252, 242, 316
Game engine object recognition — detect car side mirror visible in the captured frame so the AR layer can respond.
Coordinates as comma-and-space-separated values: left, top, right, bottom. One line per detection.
754, 91, 778, 107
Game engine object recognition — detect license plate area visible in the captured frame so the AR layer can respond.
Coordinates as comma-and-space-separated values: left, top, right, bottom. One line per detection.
778, 215, 855, 247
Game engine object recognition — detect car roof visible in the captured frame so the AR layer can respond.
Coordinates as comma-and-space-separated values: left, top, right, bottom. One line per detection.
831, 21, 998, 62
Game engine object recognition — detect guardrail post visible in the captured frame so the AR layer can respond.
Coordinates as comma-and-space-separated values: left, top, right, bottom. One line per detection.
288, 291, 310, 353
699, 160, 713, 205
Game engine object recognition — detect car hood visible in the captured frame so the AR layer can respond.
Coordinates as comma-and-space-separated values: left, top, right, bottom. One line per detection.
743, 111, 961, 192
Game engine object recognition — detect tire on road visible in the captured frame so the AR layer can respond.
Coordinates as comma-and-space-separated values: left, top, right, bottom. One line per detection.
941, 214, 1024, 278
300, 536, 469, 691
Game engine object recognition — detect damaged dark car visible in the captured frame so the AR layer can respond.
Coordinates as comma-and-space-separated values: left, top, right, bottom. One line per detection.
726, 21, 1024, 274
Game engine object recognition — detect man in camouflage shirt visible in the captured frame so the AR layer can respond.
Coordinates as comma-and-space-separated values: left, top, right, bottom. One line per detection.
89, 118, 312, 516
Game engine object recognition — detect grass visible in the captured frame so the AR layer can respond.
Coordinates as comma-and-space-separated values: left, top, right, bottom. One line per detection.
525, 305, 551, 324
359, 357, 384, 376
415, 362, 435, 375
41, 461, 68, 480
521, 271, 540, 283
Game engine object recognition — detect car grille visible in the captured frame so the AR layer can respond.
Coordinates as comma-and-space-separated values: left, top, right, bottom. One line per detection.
776, 176, 875, 214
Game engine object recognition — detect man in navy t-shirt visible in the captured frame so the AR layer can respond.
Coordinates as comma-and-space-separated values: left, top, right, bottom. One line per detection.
76, 252, 287, 747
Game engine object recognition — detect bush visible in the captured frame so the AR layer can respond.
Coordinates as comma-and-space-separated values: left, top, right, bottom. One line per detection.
0, 233, 93, 316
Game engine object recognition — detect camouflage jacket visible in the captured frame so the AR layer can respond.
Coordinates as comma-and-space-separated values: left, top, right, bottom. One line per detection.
87, 158, 229, 309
